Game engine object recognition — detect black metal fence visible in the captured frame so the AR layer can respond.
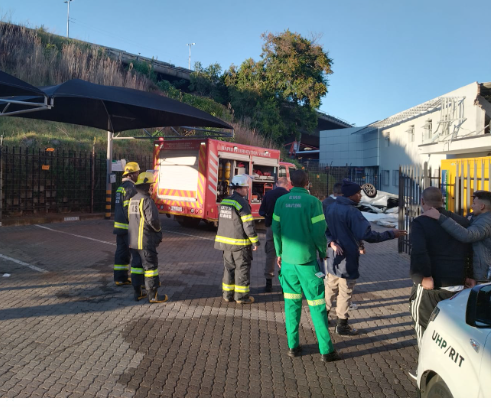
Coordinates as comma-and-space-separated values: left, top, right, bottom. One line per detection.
305, 165, 380, 202
0, 146, 152, 217
398, 163, 440, 254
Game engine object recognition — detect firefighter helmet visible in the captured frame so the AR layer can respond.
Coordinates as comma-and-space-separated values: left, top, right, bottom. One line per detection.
230, 174, 252, 188
123, 161, 141, 176
135, 171, 156, 186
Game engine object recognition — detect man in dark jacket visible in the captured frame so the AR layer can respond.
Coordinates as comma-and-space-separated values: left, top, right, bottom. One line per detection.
113, 161, 140, 286
420, 190, 490, 285
322, 182, 342, 212
410, 187, 471, 346
259, 177, 289, 292
324, 179, 406, 335
214, 174, 260, 304
128, 171, 168, 304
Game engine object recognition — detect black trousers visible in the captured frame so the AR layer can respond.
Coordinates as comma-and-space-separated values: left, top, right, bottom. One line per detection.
409, 284, 455, 348
131, 248, 160, 295
222, 247, 253, 301
114, 234, 130, 282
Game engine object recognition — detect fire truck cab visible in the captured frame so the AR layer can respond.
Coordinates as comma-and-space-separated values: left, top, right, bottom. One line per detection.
151, 138, 296, 227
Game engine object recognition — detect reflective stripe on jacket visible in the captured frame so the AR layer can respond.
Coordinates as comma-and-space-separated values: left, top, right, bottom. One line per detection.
113, 179, 137, 235
128, 191, 162, 250
214, 191, 260, 252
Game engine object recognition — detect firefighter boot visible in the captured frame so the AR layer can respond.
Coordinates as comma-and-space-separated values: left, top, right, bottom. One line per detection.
133, 286, 147, 302
265, 279, 273, 293
115, 278, 132, 286
148, 290, 168, 304
236, 296, 255, 305
335, 318, 358, 336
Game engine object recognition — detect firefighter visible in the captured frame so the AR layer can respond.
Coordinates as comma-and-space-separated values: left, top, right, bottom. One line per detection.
128, 171, 168, 303
272, 170, 340, 362
214, 174, 260, 304
113, 161, 140, 286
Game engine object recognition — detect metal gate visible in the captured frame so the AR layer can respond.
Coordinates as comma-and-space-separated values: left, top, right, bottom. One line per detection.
398, 163, 440, 254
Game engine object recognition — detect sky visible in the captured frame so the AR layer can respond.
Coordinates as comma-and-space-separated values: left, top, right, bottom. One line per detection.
1, 0, 490, 127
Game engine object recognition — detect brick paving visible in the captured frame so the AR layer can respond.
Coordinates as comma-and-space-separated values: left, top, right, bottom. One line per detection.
0, 217, 418, 398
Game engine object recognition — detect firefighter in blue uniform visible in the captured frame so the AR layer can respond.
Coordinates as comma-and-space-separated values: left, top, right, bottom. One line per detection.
214, 174, 260, 304
128, 171, 168, 303
113, 162, 140, 286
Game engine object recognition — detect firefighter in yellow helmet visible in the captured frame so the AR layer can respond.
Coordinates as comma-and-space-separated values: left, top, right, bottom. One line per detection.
214, 174, 260, 304
113, 161, 140, 286
128, 171, 168, 303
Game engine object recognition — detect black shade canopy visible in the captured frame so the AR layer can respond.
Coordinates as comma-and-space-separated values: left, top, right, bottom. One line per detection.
0, 70, 46, 97
2, 78, 232, 132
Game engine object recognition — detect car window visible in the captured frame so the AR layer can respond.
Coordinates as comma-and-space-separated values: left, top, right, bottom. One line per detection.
475, 285, 491, 327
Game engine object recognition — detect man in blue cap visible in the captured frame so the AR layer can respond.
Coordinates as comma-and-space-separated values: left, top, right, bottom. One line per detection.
324, 179, 407, 335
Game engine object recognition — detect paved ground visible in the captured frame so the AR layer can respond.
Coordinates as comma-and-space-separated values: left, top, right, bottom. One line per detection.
0, 217, 418, 398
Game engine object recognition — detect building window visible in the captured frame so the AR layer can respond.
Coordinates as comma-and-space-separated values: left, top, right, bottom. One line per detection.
406, 125, 415, 142
423, 119, 432, 141
393, 170, 399, 186
382, 170, 390, 186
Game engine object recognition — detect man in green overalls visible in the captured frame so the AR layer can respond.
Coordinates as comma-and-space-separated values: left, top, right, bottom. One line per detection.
272, 170, 340, 362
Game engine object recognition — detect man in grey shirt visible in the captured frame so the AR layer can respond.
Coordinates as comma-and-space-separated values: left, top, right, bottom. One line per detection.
422, 190, 491, 285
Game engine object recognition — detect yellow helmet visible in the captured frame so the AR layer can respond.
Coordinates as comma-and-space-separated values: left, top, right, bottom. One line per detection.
135, 171, 156, 186
123, 161, 140, 176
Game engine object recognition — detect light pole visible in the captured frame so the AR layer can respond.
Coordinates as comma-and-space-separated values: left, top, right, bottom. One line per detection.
186, 43, 195, 70
64, 0, 73, 38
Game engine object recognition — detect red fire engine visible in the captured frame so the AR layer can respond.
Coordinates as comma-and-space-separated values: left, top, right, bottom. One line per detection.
151, 138, 296, 227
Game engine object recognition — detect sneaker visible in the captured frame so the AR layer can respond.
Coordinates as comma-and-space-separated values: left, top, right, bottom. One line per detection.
335, 319, 359, 336
348, 303, 359, 310
265, 279, 273, 293
115, 279, 132, 286
236, 296, 255, 305
408, 370, 418, 381
287, 346, 302, 357
149, 293, 168, 304
320, 350, 342, 362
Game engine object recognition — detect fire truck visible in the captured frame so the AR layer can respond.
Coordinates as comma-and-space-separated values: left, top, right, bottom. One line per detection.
151, 138, 296, 227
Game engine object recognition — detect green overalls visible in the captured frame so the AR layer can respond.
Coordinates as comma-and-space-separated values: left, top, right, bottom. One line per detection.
272, 187, 334, 355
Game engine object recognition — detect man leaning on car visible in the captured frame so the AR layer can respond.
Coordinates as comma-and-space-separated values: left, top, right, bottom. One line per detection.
410, 187, 472, 347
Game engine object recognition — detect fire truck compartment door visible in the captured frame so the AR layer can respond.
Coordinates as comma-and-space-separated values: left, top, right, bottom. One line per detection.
157, 150, 199, 202
218, 152, 250, 162
252, 157, 278, 166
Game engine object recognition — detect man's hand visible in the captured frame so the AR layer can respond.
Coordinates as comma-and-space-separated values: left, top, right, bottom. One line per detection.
465, 278, 477, 288
393, 229, 407, 238
421, 207, 440, 220
253, 245, 257, 251
277, 256, 282, 268
421, 276, 434, 290
359, 247, 366, 255
330, 242, 343, 255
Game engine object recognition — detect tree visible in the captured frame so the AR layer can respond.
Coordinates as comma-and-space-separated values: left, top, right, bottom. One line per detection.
224, 30, 333, 142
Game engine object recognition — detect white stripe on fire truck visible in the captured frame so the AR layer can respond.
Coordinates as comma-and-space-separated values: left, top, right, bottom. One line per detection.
209, 151, 218, 163
209, 159, 218, 170
208, 175, 217, 185
208, 185, 217, 195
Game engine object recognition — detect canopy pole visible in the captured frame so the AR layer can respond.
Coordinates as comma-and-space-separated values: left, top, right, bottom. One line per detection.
105, 129, 113, 220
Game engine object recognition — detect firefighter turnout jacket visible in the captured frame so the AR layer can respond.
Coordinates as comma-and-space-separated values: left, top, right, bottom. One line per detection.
128, 191, 163, 250
113, 178, 137, 235
214, 191, 260, 251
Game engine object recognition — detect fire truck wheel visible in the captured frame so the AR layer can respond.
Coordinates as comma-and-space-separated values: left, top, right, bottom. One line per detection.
176, 216, 201, 228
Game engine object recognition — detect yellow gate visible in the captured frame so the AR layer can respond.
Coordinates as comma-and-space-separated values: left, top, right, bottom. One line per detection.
441, 157, 491, 215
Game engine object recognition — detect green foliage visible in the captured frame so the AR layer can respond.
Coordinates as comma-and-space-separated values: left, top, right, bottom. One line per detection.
129, 59, 157, 82
189, 62, 228, 104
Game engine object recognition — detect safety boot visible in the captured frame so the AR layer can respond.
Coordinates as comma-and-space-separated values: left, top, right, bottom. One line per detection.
148, 292, 169, 304
335, 318, 358, 336
320, 350, 342, 362
133, 287, 147, 302
236, 296, 255, 305
265, 279, 273, 293
115, 278, 132, 286
287, 346, 302, 357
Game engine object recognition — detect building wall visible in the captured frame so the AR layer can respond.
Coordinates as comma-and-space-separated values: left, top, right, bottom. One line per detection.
320, 82, 491, 194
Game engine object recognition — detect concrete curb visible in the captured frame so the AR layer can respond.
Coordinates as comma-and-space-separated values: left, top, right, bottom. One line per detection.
0, 212, 108, 227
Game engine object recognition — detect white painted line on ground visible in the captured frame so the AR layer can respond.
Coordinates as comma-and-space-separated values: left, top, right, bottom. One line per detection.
34, 225, 116, 246
163, 230, 214, 241
0, 253, 48, 273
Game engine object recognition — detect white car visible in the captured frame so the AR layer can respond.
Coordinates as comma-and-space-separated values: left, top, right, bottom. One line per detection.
417, 283, 491, 398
